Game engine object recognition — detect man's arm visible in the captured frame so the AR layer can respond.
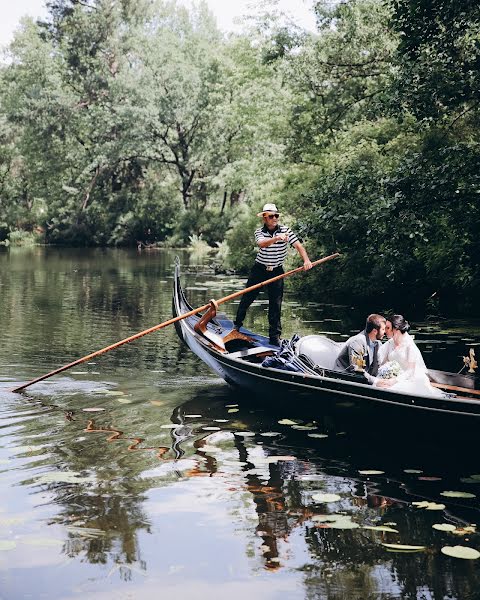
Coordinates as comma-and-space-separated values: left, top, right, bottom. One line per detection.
257, 234, 287, 248
293, 240, 313, 270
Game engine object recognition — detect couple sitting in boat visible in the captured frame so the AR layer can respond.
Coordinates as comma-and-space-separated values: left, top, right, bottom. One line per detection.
334, 314, 443, 397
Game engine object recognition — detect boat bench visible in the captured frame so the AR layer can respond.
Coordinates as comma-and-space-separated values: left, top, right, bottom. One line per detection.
227, 346, 274, 360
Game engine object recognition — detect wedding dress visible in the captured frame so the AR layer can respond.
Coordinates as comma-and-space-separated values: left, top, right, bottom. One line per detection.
376, 333, 444, 397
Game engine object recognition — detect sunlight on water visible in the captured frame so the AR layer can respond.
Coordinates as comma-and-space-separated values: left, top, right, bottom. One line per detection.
1, 248, 480, 599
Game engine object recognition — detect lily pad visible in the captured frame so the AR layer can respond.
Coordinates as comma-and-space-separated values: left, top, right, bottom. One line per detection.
260, 432, 281, 437
116, 398, 132, 404
308, 433, 329, 439
0, 540, 16, 551
432, 524, 457, 532
278, 419, 299, 425
441, 545, 480, 560
404, 469, 423, 474
227, 409, 239, 413
311, 493, 341, 503
382, 543, 426, 552
364, 526, 399, 533
412, 501, 445, 511
312, 514, 358, 529
358, 470, 385, 475
440, 491, 476, 499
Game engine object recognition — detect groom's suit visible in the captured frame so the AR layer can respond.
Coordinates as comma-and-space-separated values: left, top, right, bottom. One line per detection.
334, 330, 380, 382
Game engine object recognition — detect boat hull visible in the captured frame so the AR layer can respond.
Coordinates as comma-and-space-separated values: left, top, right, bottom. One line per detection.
172, 262, 480, 422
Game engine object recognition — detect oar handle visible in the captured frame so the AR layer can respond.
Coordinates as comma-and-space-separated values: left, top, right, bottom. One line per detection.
11, 252, 340, 393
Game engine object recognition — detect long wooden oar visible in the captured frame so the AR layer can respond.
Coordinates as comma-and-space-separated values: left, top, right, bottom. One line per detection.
431, 382, 480, 397
12, 253, 340, 393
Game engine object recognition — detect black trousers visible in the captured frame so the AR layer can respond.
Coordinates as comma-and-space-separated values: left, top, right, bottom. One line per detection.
234, 263, 284, 339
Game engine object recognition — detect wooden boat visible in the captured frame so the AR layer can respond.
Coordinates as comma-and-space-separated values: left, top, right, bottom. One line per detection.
173, 262, 480, 420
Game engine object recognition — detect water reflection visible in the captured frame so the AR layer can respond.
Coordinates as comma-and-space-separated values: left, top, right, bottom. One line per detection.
1, 247, 480, 599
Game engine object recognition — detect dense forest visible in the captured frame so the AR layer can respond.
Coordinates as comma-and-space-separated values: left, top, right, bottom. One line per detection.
1, 0, 479, 313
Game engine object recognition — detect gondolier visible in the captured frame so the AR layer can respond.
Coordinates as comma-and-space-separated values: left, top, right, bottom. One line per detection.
234, 203, 312, 346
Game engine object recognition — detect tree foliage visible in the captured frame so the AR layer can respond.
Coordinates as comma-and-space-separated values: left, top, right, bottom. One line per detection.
1, 0, 480, 313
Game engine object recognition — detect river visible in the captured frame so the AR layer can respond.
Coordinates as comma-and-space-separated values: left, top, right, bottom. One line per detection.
1, 247, 479, 599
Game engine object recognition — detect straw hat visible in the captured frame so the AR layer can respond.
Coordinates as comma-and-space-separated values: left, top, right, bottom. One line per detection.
257, 203, 280, 217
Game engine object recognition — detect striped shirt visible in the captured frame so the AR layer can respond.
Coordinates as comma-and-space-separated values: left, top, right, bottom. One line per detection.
254, 224, 299, 268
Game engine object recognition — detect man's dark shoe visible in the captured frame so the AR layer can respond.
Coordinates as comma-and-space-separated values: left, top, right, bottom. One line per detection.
269, 336, 281, 346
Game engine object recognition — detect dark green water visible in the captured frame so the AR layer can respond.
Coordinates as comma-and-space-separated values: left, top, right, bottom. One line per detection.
1, 247, 480, 600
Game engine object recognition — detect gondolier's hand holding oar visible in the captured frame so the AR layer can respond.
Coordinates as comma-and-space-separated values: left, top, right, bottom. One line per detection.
11, 252, 340, 393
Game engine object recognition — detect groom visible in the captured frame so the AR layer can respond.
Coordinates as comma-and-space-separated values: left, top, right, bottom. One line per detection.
334, 314, 386, 384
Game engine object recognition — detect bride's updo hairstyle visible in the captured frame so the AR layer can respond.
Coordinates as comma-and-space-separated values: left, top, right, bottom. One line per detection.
389, 314, 410, 334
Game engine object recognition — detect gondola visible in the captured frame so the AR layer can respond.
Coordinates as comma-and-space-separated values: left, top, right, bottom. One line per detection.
173, 262, 480, 422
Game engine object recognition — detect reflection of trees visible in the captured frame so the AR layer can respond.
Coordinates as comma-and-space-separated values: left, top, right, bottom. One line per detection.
177, 391, 480, 597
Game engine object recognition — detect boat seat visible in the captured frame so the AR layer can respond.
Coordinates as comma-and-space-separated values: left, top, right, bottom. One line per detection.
228, 346, 274, 360
294, 335, 345, 370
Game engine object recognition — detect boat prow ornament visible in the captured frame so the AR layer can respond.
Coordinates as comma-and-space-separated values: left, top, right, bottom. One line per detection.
352, 350, 366, 373
463, 348, 478, 374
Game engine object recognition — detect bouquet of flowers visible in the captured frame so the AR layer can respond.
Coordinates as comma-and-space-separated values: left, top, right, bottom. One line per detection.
377, 360, 401, 379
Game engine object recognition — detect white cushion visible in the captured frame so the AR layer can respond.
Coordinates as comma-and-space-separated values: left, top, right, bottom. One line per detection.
295, 335, 345, 370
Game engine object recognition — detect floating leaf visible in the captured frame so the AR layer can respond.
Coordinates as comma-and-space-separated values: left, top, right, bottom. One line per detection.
329, 520, 360, 529
312, 514, 358, 529
0, 540, 16, 551
418, 476, 442, 481
260, 432, 281, 437
225, 404, 238, 408
364, 526, 399, 533
308, 433, 329, 439
441, 546, 480, 560
358, 470, 385, 475
278, 419, 298, 425
234, 431, 255, 437
382, 543, 426, 552
413, 501, 445, 511
116, 398, 132, 404
440, 491, 476, 499
227, 409, 239, 413
432, 524, 457, 532
202, 427, 221, 431
460, 474, 480, 484
291, 425, 317, 431
404, 469, 423, 474
311, 493, 341, 503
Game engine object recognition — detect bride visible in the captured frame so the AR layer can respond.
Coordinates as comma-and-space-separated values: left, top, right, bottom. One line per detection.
375, 314, 444, 397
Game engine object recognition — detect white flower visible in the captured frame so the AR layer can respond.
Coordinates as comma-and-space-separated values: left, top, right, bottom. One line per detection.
377, 360, 401, 379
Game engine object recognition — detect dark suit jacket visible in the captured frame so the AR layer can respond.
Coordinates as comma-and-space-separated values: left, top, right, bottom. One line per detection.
334, 330, 380, 379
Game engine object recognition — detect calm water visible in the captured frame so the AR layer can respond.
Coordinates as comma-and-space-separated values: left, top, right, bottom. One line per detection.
1, 247, 480, 600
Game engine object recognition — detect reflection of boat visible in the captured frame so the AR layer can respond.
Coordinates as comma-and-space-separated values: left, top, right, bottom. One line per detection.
173, 263, 480, 420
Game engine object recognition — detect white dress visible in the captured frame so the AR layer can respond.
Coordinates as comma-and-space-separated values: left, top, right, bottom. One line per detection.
376, 333, 444, 397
